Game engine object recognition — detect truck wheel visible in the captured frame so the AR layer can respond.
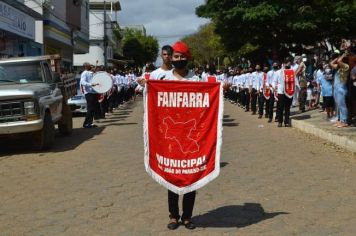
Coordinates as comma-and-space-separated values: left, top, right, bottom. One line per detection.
58, 104, 73, 136
33, 112, 55, 150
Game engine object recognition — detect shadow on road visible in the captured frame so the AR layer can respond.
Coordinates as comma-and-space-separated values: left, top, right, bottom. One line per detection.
223, 123, 239, 127
192, 203, 288, 228
223, 117, 239, 127
0, 127, 105, 156
220, 162, 229, 168
291, 114, 311, 120
0, 102, 137, 156
101, 122, 138, 127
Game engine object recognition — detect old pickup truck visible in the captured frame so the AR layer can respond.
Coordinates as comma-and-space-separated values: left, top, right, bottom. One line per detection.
0, 55, 76, 150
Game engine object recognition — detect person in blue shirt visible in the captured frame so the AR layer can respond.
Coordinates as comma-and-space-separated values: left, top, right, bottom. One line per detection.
320, 64, 334, 119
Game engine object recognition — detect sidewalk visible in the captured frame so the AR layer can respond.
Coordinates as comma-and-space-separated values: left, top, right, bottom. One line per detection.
291, 108, 356, 153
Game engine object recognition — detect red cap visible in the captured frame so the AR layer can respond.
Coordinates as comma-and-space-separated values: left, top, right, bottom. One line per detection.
172, 41, 191, 59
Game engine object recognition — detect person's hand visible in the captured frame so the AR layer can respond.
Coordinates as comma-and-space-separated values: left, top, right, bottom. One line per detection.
137, 77, 146, 86
91, 83, 99, 87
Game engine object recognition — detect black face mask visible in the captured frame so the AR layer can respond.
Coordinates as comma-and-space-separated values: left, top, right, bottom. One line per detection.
172, 60, 188, 69
273, 66, 278, 70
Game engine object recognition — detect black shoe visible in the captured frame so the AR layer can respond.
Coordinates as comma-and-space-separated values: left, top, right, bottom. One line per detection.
258, 115, 262, 119
83, 124, 98, 128
278, 123, 282, 127
265, 114, 269, 118
268, 119, 272, 123
167, 220, 179, 230
183, 220, 196, 230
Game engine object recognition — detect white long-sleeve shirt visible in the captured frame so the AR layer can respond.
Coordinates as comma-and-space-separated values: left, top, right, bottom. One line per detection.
252, 71, 263, 91
80, 70, 95, 94
271, 69, 283, 94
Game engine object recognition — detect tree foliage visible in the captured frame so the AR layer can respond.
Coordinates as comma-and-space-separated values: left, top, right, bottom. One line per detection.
181, 23, 227, 66
122, 29, 159, 66
196, 0, 356, 60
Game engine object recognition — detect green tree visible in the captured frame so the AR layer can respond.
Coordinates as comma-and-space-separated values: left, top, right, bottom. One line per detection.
122, 29, 159, 66
182, 23, 226, 66
196, 0, 356, 61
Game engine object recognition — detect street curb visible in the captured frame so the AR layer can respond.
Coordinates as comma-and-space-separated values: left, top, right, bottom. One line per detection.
292, 119, 356, 153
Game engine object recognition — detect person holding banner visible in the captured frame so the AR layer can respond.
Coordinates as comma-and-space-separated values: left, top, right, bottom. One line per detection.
165, 41, 198, 230
144, 41, 223, 230
258, 66, 270, 119
273, 59, 296, 127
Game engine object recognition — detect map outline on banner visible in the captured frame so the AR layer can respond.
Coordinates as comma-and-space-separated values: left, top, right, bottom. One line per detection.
163, 116, 200, 154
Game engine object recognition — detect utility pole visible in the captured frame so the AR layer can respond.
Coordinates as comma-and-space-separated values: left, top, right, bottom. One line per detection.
103, 0, 107, 69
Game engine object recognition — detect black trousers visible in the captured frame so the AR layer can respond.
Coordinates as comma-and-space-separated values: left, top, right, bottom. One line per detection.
258, 92, 268, 116
83, 93, 99, 126
267, 95, 275, 120
277, 94, 293, 125
251, 88, 258, 112
241, 89, 246, 107
244, 88, 250, 110
168, 190, 196, 221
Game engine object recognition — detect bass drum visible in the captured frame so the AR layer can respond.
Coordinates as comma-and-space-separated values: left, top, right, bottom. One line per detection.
92, 71, 113, 94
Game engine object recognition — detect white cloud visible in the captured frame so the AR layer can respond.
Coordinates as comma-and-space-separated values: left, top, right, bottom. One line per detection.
118, 0, 209, 47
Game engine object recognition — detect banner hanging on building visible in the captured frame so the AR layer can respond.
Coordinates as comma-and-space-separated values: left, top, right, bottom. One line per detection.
144, 80, 223, 195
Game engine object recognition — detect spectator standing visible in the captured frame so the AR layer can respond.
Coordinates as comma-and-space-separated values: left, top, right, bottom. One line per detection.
330, 53, 350, 128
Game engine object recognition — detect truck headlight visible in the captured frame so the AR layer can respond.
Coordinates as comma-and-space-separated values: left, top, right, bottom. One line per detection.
24, 101, 36, 115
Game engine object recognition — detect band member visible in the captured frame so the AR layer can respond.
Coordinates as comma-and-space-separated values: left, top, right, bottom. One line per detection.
240, 69, 247, 109
163, 41, 198, 230
266, 62, 279, 122
150, 45, 173, 80
80, 62, 99, 128
258, 66, 270, 118
244, 67, 254, 112
273, 59, 296, 127
251, 65, 263, 115
202, 63, 218, 82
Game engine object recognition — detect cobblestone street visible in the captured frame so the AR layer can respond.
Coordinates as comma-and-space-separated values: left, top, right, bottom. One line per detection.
1, 98, 356, 235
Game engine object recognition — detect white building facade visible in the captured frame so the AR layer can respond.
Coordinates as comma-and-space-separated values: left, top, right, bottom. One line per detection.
0, 0, 42, 58
73, 0, 121, 68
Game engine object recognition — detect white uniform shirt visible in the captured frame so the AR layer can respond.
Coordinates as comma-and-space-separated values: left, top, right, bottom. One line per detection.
80, 70, 95, 94
252, 71, 263, 91
150, 67, 171, 80
231, 76, 238, 87
272, 69, 284, 94
164, 69, 200, 81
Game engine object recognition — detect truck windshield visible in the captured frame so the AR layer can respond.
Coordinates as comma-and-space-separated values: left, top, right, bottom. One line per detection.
0, 61, 44, 84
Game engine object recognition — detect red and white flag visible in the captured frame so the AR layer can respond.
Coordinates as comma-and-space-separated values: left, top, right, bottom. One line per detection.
144, 80, 223, 195
283, 69, 296, 98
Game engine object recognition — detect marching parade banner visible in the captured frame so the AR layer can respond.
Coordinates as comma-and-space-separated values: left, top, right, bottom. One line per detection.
144, 80, 223, 195
283, 69, 296, 98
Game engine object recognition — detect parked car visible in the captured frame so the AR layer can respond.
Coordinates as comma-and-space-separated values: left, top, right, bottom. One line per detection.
67, 74, 87, 114
0, 55, 76, 150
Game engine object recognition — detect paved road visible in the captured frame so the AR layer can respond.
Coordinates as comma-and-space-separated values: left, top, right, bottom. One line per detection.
0, 98, 356, 235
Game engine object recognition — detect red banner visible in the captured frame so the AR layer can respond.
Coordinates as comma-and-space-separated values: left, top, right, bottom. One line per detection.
144, 80, 223, 195
262, 73, 271, 100
284, 69, 296, 98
